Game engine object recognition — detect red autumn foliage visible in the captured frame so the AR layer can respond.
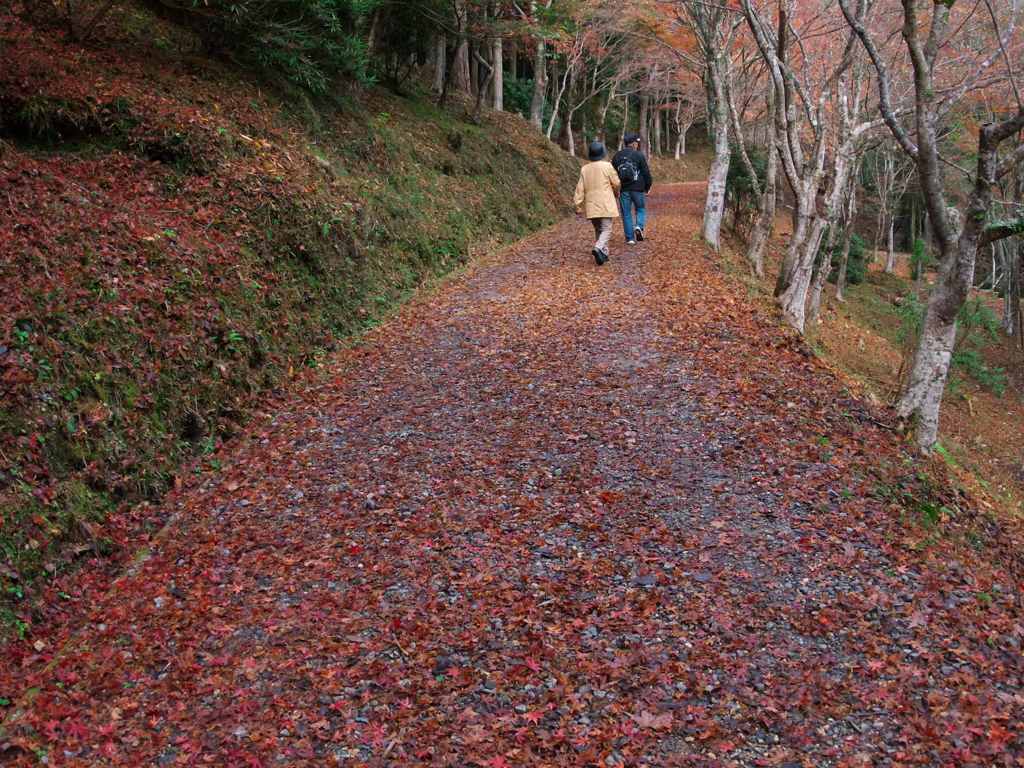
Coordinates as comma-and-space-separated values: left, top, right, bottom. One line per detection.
2, 185, 1022, 766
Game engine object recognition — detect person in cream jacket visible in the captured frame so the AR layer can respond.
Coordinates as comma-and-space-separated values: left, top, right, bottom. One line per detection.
574, 141, 621, 266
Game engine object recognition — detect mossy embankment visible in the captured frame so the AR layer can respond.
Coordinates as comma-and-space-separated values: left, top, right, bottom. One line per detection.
0, 8, 579, 636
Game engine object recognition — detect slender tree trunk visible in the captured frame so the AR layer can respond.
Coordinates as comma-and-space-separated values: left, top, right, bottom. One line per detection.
702, 57, 730, 252
884, 215, 897, 273
673, 101, 683, 159
639, 95, 650, 149
437, 30, 459, 108
835, 171, 859, 301
433, 34, 446, 94
653, 106, 662, 157
999, 240, 1016, 334
470, 41, 479, 97
471, 48, 496, 122
454, 41, 471, 93
546, 57, 574, 141
529, 1, 547, 129
492, 35, 504, 110
618, 95, 629, 149
598, 80, 618, 142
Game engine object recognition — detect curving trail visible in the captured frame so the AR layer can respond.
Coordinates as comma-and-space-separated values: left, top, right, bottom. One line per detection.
3, 184, 1022, 767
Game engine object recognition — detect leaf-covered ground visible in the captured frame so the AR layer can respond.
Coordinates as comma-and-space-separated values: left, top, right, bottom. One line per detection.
2, 185, 1023, 766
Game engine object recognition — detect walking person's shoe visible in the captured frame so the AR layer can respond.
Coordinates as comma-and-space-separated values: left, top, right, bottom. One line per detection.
635, 227, 645, 242
626, 239, 636, 245
592, 247, 607, 266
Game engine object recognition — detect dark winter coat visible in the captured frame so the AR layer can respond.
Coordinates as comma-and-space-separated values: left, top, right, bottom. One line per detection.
611, 148, 653, 194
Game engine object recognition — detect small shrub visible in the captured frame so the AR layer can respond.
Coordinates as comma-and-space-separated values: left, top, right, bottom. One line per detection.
953, 297, 1007, 395
725, 144, 767, 234
504, 78, 534, 120
910, 237, 932, 279
827, 232, 868, 286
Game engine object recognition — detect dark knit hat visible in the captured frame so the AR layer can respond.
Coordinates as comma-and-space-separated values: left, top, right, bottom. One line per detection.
624, 132, 641, 145
588, 141, 607, 160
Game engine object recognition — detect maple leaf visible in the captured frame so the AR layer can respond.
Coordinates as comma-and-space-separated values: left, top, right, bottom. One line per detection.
65, 719, 90, 741
365, 721, 387, 746
486, 756, 511, 768
522, 710, 544, 725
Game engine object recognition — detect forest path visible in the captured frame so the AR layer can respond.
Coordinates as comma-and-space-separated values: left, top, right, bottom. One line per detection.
3, 184, 1022, 766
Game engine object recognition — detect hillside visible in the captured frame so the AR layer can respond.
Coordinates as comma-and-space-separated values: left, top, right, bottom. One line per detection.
0, 7, 579, 636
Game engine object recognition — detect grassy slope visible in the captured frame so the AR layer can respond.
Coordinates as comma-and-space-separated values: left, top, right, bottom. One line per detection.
0, 7, 579, 634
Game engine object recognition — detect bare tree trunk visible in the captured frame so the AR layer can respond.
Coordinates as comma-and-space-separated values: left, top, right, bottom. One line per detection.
639, 94, 650, 149
835, 170, 859, 301
673, 101, 684, 159
618, 95, 629, 149
546, 59, 570, 139
437, 28, 460, 108
454, 40, 471, 93
1000, 240, 1018, 334
492, 35, 504, 111
433, 34, 446, 94
598, 79, 618, 142
529, 1, 547, 129
782, 215, 829, 329
884, 215, 897, 273
898, 177, 990, 450
702, 57, 730, 251
470, 41, 479, 97
527, 0, 557, 129
898, 274, 960, 448
806, 228, 835, 326
472, 50, 495, 122
653, 106, 662, 157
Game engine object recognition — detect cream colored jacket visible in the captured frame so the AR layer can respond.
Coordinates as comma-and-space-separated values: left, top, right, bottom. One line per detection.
574, 161, 621, 219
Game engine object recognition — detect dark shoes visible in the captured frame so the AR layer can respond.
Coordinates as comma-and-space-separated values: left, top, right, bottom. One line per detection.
592, 247, 608, 266
635, 227, 645, 242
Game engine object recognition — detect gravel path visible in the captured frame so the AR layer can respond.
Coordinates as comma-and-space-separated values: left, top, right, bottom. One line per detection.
2, 184, 1022, 767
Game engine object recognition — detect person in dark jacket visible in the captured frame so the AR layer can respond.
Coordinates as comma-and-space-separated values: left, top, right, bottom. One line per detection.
611, 132, 653, 244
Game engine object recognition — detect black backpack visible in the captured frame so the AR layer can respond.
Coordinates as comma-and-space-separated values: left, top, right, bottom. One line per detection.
616, 155, 640, 184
